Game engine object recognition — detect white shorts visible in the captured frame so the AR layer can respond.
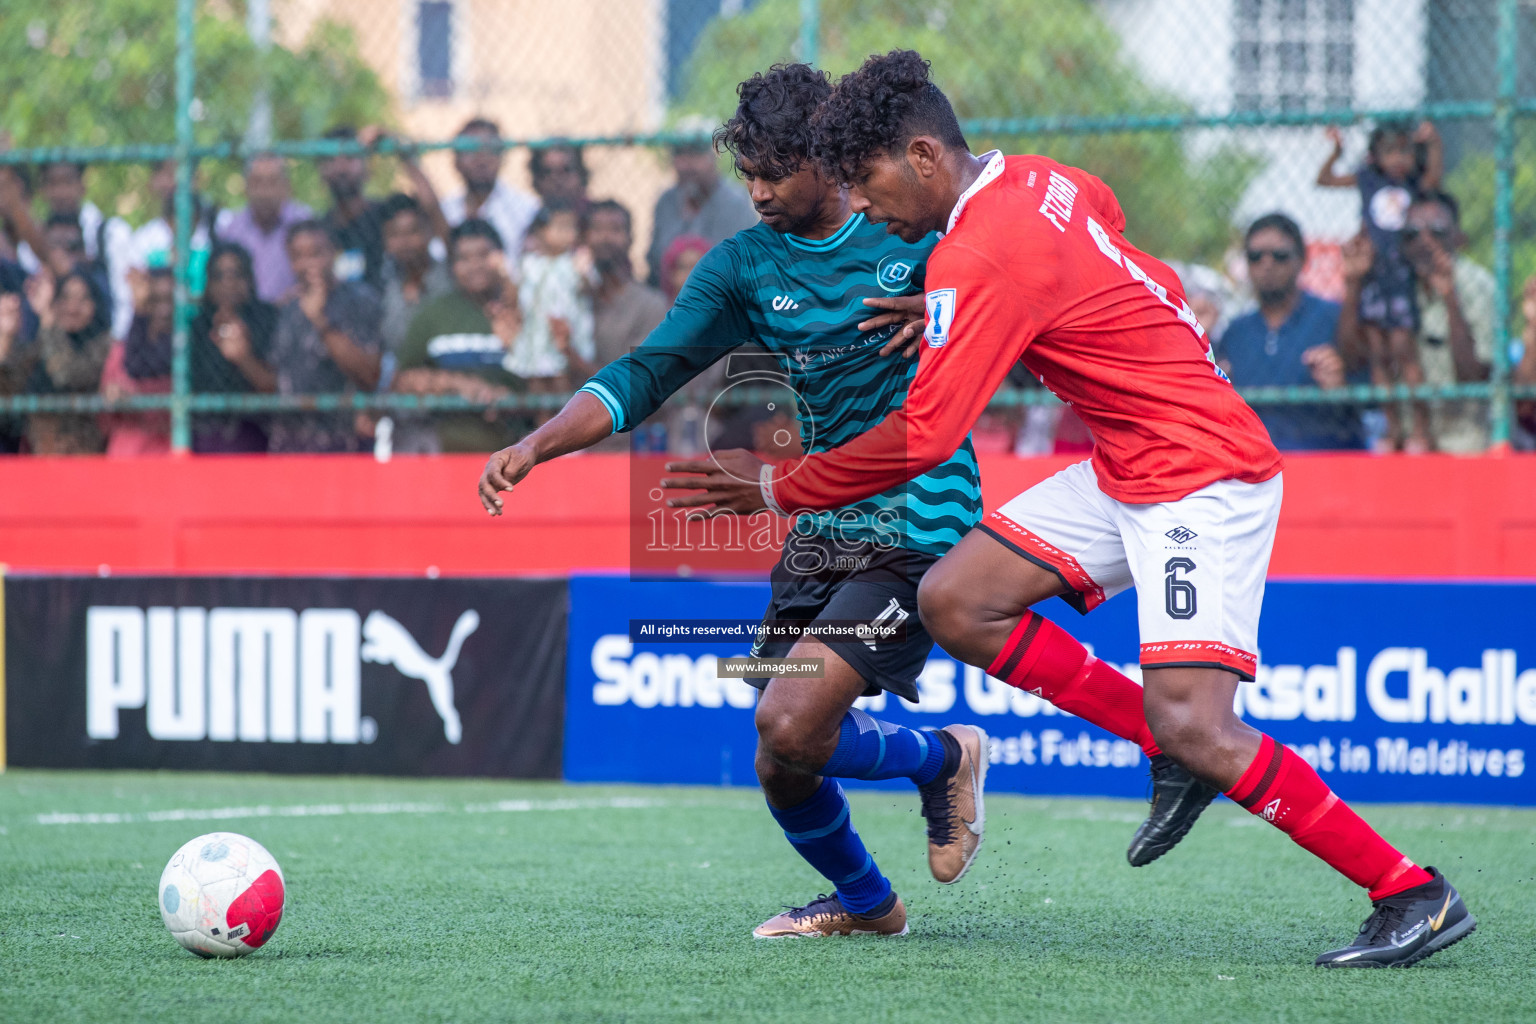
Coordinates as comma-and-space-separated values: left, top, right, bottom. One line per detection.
982, 460, 1282, 680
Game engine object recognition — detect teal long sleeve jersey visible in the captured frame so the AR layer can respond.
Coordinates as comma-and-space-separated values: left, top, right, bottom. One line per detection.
579, 213, 981, 557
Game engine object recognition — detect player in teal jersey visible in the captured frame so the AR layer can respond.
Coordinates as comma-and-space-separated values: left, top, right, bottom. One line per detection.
478, 64, 1200, 938
480, 65, 987, 937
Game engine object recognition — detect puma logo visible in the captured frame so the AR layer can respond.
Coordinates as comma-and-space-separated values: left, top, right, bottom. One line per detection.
361, 609, 479, 744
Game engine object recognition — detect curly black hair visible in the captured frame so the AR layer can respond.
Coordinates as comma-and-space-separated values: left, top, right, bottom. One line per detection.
811, 49, 968, 185
712, 63, 832, 180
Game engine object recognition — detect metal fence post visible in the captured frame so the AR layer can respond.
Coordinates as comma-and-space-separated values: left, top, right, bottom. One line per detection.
246, 0, 273, 150
798, 0, 820, 67
1491, 0, 1518, 450
171, 0, 196, 454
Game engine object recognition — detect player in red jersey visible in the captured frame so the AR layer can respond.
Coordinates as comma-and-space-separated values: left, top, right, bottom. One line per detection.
662, 50, 1475, 967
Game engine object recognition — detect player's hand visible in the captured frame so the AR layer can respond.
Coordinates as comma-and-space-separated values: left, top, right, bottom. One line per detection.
660, 449, 771, 515
1325, 125, 1344, 150
478, 443, 537, 516
859, 294, 926, 358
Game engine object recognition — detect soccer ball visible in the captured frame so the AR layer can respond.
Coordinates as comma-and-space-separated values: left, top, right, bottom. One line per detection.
158, 832, 285, 958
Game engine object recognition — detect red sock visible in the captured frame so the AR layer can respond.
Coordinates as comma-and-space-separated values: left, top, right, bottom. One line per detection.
987, 611, 1161, 757
1227, 735, 1432, 900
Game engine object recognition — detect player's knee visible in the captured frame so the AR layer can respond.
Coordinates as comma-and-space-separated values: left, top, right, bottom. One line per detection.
1145, 702, 1216, 767
1146, 703, 1247, 781
754, 700, 836, 771
916, 565, 971, 649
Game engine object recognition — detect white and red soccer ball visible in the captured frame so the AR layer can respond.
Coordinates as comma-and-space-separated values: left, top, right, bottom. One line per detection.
158, 832, 285, 958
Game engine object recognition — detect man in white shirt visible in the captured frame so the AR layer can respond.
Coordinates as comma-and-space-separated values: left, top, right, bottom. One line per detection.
20, 161, 134, 338
438, 118, 540, 261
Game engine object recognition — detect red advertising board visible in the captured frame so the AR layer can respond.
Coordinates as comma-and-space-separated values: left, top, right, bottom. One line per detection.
0, 453, 1532, 577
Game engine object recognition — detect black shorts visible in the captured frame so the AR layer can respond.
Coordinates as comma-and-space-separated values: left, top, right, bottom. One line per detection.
744, 535, 938, 703
1359, 253, 1419, 332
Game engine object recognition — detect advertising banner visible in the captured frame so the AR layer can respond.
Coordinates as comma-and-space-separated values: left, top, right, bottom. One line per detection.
5, 576, 566, 778
565, 575, 1536, 805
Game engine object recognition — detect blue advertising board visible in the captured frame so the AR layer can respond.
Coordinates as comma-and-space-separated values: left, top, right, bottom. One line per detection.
565, 575, 1536, 805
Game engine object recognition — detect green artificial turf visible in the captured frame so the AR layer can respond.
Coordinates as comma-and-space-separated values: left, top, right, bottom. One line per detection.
1, 770, 1532, 1023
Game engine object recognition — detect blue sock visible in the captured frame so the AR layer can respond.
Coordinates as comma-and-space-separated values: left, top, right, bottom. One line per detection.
769, 778, 892, 915
820, 707, 948, 785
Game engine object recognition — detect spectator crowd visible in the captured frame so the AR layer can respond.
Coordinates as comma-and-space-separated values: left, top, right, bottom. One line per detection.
0, 115, 1530, 456
0, 119, 755, 455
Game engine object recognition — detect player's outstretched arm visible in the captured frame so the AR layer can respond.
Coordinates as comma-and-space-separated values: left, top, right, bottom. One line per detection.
483, 240, 756, 515
663, 247, 1034, 516
477, 391, 614, 516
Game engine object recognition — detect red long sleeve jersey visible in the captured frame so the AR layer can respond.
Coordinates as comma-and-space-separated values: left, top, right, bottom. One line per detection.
771, 153, 1282, 512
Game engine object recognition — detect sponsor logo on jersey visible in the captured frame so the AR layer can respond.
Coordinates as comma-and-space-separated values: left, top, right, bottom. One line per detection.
1165, 526, 1199, 544
925, 288, 956, 348
875, 254, 916, 293
85, 605, 475, 746
771, 294, 800, 311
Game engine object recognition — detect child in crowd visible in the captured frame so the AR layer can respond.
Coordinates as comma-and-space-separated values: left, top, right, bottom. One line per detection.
504, 201, 595, 411
1318, 120, 1442, 452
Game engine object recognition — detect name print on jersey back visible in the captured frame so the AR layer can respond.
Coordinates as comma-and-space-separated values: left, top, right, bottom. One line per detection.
1037, 170, 1079, 233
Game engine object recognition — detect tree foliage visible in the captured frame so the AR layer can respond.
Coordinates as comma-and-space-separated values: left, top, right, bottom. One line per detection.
1447, 136, 1536, 326
674, 0, 1256, 264
0, 0, 391, 223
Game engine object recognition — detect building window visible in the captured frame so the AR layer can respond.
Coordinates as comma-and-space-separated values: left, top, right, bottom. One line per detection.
1233, 0, 1355, 112
417, 1, 453, 99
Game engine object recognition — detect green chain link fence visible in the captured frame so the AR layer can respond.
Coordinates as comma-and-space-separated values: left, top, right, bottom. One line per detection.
1, 0, 1533, 452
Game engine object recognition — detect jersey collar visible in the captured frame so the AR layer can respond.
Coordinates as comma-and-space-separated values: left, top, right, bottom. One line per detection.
784, 212, 864, 252
943, 150, 1005, 237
